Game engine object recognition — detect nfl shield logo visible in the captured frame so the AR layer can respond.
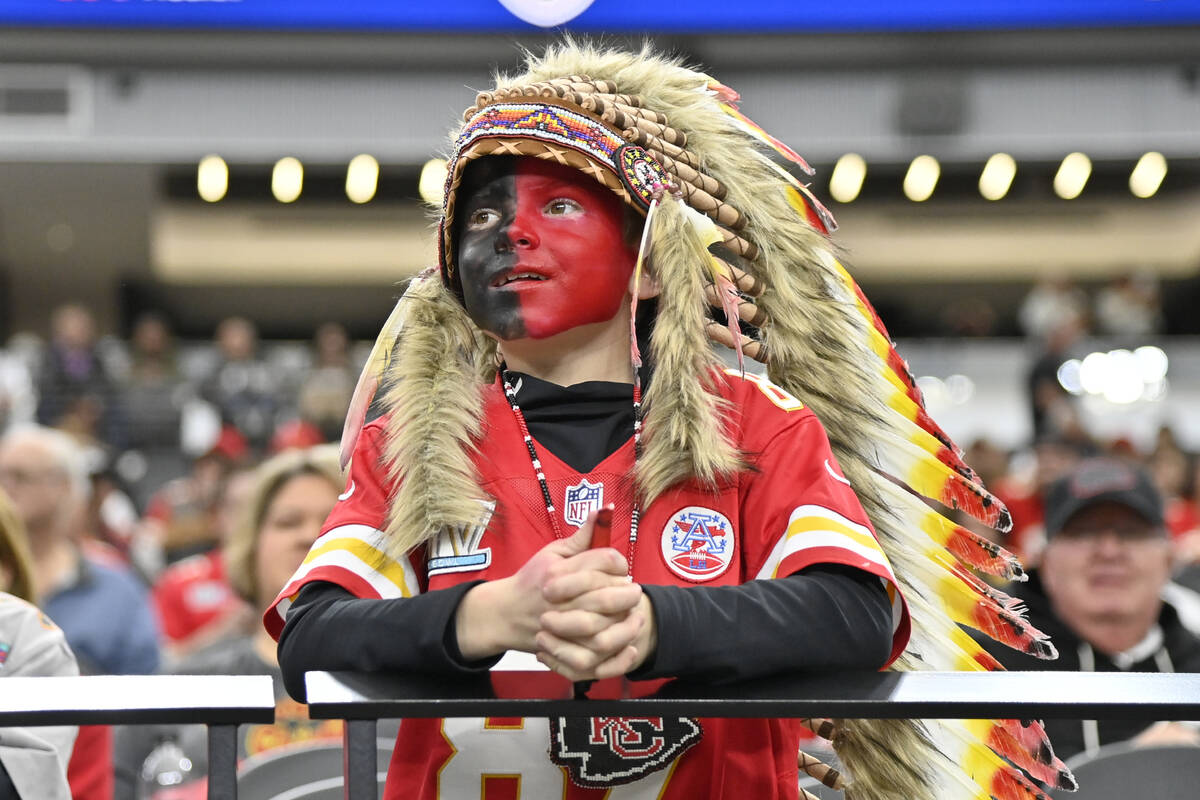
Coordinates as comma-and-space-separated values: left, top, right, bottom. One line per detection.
564, 479, 604, 527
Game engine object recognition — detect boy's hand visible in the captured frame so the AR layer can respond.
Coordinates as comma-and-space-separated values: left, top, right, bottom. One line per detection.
454, 507, 630, 660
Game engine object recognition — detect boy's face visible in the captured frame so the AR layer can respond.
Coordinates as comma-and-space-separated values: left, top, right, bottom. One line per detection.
454, 157, 638, 341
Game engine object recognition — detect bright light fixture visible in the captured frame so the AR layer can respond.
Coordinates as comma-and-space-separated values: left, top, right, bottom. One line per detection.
345, 154, 380, 204
1053, 152, 1091, 200
418, 158, 448, 207
272, 157, 303, 204
903, 155, 939, 202
1129, 151, 1167, 199
197, 155, 228, 203
829, 153, 867, 203
978, 153, 1016, 201
1071, 347, 1170, 405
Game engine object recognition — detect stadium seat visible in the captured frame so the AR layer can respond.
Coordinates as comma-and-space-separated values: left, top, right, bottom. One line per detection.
1051, 742, 1200, 799
236, 740, 390, 800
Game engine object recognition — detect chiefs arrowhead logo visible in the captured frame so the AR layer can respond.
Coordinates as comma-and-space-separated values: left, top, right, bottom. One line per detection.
549, 716, 702, 787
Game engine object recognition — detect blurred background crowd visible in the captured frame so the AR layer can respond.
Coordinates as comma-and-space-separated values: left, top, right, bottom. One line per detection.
6, 282, 1200, 601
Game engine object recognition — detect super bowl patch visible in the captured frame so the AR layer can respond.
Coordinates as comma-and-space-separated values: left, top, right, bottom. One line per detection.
427, 501, 496, 577
661, 506, 734, 582
564, 479, 604, 527
549, 715, 702, 788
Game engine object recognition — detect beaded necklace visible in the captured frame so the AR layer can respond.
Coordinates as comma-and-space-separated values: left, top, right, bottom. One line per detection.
501, 368, 643, 571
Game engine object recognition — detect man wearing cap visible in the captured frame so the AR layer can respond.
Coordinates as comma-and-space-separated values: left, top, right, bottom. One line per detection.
981, 457, 1200, 760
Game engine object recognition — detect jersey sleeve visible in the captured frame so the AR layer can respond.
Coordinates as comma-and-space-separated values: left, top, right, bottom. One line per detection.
731, 372, 911, 666
263, 419, 424, 640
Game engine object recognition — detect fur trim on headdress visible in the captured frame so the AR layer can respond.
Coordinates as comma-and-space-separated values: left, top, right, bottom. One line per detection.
377, 272, 493, 558
638, 194, 742, 502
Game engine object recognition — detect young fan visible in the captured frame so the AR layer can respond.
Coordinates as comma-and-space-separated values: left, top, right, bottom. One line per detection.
268, 41, 1067, 800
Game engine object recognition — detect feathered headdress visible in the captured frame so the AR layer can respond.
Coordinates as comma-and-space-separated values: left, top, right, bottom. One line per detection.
343, 40, 1073, 800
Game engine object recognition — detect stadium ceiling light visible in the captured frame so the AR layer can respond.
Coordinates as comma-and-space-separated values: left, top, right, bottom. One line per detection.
903, 155, 939, 202
978, 153, 1016, 201
1129, 151, 1167, 199
196, 155, 228, 203
272, 157, 304, 204
828, 153, 867, 203
1053, 152, 1091, 200
346, 154, 380, 204
418, 158, 449, 207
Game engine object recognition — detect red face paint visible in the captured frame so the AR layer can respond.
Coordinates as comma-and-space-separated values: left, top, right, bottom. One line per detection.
455, 158, 637, 341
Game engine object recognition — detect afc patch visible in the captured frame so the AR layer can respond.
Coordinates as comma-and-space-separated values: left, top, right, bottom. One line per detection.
549, 716, 702, 788
563, 479, 604, 527
661, 506, 734, 582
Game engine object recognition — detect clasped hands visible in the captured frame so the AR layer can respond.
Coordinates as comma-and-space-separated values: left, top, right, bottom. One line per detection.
455, 507, 656, 681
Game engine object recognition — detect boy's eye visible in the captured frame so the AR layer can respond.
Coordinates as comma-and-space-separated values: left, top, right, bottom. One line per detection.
467, 208, 500, 229
545, 198, 582, 215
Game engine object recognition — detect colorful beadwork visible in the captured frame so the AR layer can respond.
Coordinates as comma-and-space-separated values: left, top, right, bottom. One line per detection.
460, 103, 625, 163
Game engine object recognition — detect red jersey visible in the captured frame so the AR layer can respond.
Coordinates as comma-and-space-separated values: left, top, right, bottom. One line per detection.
267, 370, 909, 800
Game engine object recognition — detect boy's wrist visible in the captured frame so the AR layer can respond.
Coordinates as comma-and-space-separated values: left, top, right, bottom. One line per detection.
456, 579, 509, 660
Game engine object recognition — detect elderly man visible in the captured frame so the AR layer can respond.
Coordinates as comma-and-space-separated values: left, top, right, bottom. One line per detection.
982, 457, 1200, 760
0, 426, 158, 676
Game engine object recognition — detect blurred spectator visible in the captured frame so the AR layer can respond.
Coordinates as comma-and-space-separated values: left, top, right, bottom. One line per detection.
0, 426, 159, 676
78, 459, 147, 577
0, 338, 37, 436
980, 458, 1200, 760
138, 426, 250, 567
2, 485, 111, 800
198, 317, 282, 452
115, 446, 346, 799
115, 313, 195, 504
991, 435, 1094, 564
268, 419, 326, 455
152, 467, 257, 665
120, 313, 187, 451
1166, 455, 1200, 539
1026, 316, 1086, 442
1, 490, 78, 800
1094, 269, 1164, 338
296, 322, 357, 443
35, 304, 125, 448
1170, 458, 1200, 594
1018, 273, 1088, 341
963, 438, 1011, 490
940, 296, 998, 338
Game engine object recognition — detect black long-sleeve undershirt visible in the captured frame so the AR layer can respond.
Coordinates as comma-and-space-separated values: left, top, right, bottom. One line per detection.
277, 563, 891, 702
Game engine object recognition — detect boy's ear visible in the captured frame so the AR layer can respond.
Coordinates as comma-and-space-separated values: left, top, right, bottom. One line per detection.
630, 269, 662, 300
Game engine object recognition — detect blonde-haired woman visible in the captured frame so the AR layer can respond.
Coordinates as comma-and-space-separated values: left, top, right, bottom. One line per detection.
115, 445, 346, 797
0, 488, 78, 800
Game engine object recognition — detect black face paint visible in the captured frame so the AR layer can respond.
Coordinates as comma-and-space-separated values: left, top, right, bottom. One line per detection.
454, 158, 526, 340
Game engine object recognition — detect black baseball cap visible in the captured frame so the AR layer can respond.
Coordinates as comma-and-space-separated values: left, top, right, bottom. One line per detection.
1043, 458, 1165, 537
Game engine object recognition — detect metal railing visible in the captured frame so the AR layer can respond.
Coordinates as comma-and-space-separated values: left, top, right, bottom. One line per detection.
0, 674, 276, 800
6, 671, 1198, 799
304, 669, 1200, 800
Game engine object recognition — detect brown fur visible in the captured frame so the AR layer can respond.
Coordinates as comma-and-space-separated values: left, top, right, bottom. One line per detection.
638, 196, 742, 503
380, 274, 490, 558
